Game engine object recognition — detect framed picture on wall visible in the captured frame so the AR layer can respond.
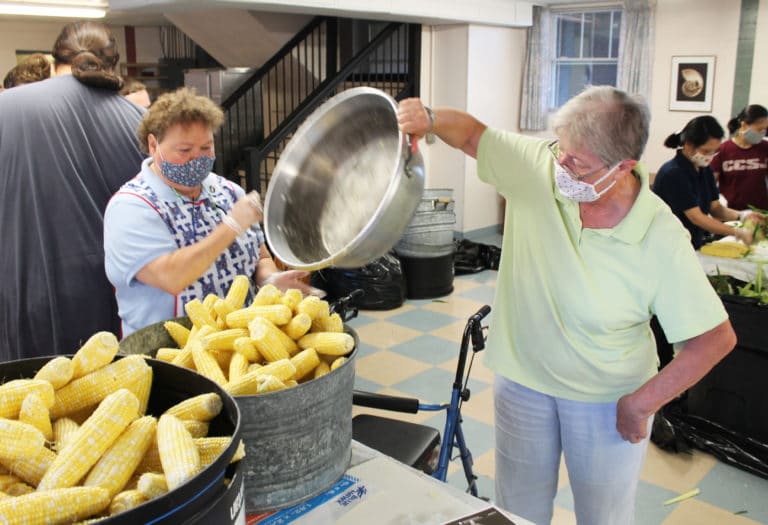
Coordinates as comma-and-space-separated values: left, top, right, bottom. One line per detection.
669, 56, 716, 112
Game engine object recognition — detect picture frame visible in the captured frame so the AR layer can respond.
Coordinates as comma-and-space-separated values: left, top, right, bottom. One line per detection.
669, 56, 715, 112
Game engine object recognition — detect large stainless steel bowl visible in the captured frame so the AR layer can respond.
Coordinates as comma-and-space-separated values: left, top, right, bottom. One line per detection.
264, 87, 425, 270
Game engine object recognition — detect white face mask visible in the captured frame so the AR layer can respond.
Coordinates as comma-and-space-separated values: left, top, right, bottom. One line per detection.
691, 151, 716, 168
554, 161, 618, 202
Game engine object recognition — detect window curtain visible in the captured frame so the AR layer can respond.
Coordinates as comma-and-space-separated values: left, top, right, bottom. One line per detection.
519, 6, 551, 131
617, 0, 656, 97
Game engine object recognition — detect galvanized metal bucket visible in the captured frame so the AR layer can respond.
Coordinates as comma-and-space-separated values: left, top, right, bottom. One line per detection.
237, 345, 356, 512
119, 317, 358, 514
395, 188, 456, 258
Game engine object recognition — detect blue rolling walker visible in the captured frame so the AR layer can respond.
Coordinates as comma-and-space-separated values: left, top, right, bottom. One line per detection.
352, 305, 491, 496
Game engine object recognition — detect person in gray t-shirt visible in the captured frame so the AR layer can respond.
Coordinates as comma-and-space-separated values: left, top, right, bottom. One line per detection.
0, 21, 145, 360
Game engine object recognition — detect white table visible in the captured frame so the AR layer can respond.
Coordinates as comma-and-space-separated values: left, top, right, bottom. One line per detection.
246, 440, 532, 525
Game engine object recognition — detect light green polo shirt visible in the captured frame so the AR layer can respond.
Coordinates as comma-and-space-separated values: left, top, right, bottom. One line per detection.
477, 128, 727, 402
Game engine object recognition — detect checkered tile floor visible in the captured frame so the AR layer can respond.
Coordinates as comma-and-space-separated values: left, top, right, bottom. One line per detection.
348, 234, 768, 525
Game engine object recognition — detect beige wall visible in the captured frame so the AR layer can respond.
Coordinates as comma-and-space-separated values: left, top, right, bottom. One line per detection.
644, 0, 742, 174
750, 0, 768, 108
0, 20, 163, 83
421, 0, 767, 234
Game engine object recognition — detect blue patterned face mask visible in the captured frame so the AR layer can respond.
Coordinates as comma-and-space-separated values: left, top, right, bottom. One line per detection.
157, 147, 215, 187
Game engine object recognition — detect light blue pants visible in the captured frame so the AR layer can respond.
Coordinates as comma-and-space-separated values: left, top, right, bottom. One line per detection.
493, 375, 651, 525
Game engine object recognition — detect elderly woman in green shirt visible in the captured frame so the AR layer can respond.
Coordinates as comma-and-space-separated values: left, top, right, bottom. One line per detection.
397, 86, 735, 525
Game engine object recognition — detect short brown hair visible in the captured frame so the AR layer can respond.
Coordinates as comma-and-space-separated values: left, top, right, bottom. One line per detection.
3, 53, 51, 89
120, 77, 147, 96
137, 87, 224, 154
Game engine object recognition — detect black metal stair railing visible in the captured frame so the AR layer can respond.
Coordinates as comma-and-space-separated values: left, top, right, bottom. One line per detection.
244, 21, 421, 193
214, 16, 333, 184
214, 16, 421, 193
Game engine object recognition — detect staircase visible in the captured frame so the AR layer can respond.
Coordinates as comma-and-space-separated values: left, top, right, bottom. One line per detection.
212, 17, 421, 193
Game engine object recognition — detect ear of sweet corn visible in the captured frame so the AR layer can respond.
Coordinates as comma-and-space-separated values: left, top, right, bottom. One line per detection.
297, 295, 330, 320
38, 389, 140, 491
137, 472, 168, 500
248, 317, 297, 359
0, 475, 20, 492
108, 488, 149, 515
222, 370, 259, 396
0, 445, 55, 487
202, 293, 219, 317
0, 379, 54, 419
163, 320, 191, 348
225, 275, 251, 311
227, 304, 293, 328
71, 332, 120, 380
0, 486, 110, 524
157, 414, 201, 490
700, 240, 749, 258
203, 328, 249, 352
184, 298, 217, 329
181, 419, 209, 439
252, 283, 281, 306
135, 441, 162, 476
4, 482, 35, 496
83, 415, 157, 498
52, 417, 80, 453
32, 356, 74, 389
164, 393, 223, 422
191, 344, 227, 386
284, 313, 312, 340
232, 337, 260, 362
0, 419, 46, 460
314, 361, 331, 379
330, 356, 347, 371
155, 348, 182, 363
228, 352, 249, 383
195, 437, 245, 467
280, 288, 303, 314
298, 332, 354, 356
126, 365, 153, 416
18, 393, 53, 441
254, 359, 296, 382
50, 355, 149, 420
290, 348, 320, 381
256, 375, 287, 395
171, 326, 216, 370
323, 313, 344, 333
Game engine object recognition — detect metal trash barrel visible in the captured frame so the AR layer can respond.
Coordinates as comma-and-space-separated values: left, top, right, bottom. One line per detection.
395, 188, 456, 258
395, 188, 456, 298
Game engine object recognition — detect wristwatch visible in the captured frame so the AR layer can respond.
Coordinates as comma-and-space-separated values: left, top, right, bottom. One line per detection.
424, 106, 436, 145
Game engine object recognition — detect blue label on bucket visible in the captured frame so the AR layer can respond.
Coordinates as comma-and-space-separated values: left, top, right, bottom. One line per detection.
255, 475, 361, 524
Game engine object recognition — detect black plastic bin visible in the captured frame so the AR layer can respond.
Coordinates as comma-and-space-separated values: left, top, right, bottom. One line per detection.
399, 252, 455, 299
0, 355, 243, 524
687, 297, 768, 443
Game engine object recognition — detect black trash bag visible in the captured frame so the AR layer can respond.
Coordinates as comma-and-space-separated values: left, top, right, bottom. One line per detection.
310, 251, 406, 311
653, 399, 768, 480
651, 403, 692, 454
454, 239, 502, 275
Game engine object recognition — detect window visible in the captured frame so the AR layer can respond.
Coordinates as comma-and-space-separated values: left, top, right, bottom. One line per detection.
551, 9, 622, 108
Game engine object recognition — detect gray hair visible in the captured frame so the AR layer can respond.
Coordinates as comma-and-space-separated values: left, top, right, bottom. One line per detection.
551, 85, 650, 165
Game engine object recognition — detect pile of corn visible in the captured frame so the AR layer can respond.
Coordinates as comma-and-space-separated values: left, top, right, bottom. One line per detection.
0, 334, 242, 524
700, 240, 750, 258
157, 275, 355, 396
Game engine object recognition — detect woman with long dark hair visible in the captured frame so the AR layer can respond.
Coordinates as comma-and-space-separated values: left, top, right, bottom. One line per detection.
653, 115, 764, 249
710, 104, 768, 210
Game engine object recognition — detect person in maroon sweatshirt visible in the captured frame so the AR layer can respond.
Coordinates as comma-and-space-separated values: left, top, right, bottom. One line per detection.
711, 104, 768, 210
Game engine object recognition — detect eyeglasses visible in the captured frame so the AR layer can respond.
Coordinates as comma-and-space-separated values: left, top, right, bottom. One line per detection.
547, 140, 608, 181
